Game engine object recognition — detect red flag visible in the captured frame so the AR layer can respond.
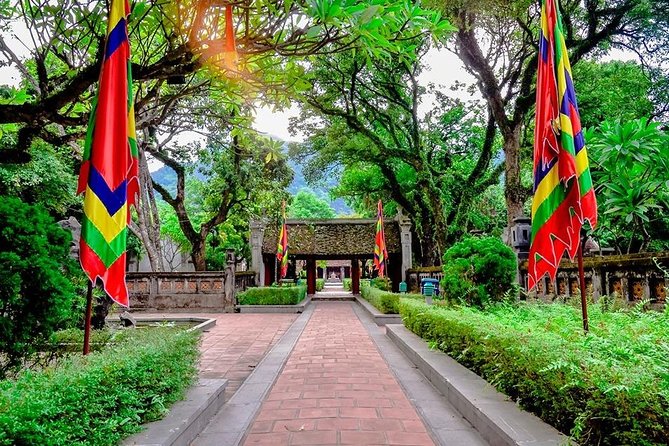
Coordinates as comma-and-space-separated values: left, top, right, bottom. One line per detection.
373, 200, 388, 278
77, 0, 138, 306
277, 202, 289, 279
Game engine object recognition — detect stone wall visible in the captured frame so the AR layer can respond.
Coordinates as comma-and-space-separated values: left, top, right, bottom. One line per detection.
127, 272, 235, 312
519, 252, 669, 309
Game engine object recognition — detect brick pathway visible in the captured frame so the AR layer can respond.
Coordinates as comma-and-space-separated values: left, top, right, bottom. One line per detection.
243, 302, 434, 445
198, 313, 297, 399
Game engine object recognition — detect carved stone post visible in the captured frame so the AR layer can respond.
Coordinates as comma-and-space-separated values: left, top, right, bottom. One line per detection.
250, 220, 266, 286
225, 249, 235, 306
396, 208, 413, 283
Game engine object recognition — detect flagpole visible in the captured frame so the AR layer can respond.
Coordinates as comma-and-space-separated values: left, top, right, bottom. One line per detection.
83, 281, 94, 355
577, 238, 589, 333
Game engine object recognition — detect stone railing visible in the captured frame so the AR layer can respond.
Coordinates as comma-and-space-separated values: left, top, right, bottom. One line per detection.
519, 252, 669, 309
126, 271, 234, 312
406, 266, 443, 292
235, 271, 256, 292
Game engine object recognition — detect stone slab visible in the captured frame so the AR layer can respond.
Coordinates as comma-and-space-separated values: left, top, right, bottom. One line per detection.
122, 378, 227, 446
191, 304, 315, 445
354, 295, 403, 325
386, 324, 574, 446
236, 297, 311, 313
351, 304, 487, 446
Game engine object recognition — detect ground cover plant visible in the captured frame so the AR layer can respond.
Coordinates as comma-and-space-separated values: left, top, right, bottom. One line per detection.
237, 285, 307, 305
316, 279, 325, 291
0, 327, 200, 446
361, 282, 399, 314
399, 298, 669, 445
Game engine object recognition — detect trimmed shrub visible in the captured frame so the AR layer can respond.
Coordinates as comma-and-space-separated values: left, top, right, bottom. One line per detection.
441, 236, 516, 307
399, 298, 669, 445
0, 327, 200, 446
0, 197, 81, 377
316, 279, 325, 291
361, 283, 399, 314
237, 285, 307, 305
342, 278, 352, 291
370, 276, 391, 291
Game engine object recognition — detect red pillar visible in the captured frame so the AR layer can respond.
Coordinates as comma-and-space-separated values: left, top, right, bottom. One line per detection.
351, 258, 360, 294
263, 255, 275, 286
307, 258, 317, 295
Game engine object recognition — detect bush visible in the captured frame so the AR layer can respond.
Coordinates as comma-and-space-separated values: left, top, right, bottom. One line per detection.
342, 278, 351, 291
361, 283, 399, 314
0, 197, 81, 377
441, 236, 516, 307
237, 285, 307, 305
399, 298, 669, 445
370, 276, 392, 291
0, 327, 200, 445
316, 278, 325, 291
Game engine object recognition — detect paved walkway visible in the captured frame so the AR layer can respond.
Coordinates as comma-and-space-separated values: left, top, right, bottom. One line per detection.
243, 302, 434, 445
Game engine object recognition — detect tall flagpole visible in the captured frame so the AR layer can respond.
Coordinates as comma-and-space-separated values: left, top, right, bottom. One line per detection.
577, 234, 589, 333
83, 281, 94, 355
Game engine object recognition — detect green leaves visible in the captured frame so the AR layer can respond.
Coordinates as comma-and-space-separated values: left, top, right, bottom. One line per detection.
585, 118, 669, 253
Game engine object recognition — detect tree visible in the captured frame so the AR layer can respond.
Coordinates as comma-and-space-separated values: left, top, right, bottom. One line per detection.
0, 197, 79, 378
0, 0, 448, 162
291, 47, 503, 264
585, 118, 669, 254
429, 0, 669, 226
288, 188, 336, 219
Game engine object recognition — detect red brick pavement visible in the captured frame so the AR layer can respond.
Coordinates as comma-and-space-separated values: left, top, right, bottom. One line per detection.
243, 302, 435, 445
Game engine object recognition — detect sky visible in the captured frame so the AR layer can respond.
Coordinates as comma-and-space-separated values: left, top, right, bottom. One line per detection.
252, 47, 480, 142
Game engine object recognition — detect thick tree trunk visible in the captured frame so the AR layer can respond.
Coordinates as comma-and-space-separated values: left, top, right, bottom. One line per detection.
191, 237, 207, 271
503, 125, 525, 227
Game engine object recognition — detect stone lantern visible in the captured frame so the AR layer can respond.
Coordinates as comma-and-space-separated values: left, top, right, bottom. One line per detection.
510, 216, 531, 259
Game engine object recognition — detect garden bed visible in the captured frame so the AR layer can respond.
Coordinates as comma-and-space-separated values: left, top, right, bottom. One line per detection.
0, 327, 200, 445
399, 298, 669, 445
236, 285, 310, 313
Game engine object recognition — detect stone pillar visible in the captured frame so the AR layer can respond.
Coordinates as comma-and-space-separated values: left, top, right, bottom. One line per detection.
250, 220, 266, 286
396, 208, 412, 283
225, 249, 235, 305
351, 258, 360, 294
306, 258, 317, 295
340, 266, 345, 280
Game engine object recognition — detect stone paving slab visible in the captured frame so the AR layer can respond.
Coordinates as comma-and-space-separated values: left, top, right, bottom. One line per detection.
192, 305, 315, 446
138, 312, 297, 400
350, 304, 488, 446
242, 302, 436, 446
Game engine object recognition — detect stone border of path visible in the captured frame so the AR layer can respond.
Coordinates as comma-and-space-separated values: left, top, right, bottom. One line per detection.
107, 315, 217, 332
192, 304, 315, 446
122, 378, 228, 446
351, 303, 488, 446
354, 295, 403, 325
236, 296, 311, 313
385, 324, 575, 446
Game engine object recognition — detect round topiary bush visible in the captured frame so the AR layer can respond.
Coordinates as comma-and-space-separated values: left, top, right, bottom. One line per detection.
441, 236, 517, 307
0, 197, 78, 377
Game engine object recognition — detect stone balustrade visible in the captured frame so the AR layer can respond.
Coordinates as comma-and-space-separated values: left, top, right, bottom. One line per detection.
519, 252, 669, 309
127, 271, 236, 312
406, 267, 443, 292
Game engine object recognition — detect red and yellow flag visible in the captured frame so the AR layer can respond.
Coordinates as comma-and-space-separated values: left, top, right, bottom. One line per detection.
276, 202, 289, 279
77, 0, 138, 306
373, 200, 388, 278
528, 0, 597, 289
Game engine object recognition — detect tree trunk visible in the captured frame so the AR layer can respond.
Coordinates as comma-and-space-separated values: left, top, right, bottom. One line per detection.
132, 147, 163, 271
503, 124, 525, 227
191, 237, 207, 271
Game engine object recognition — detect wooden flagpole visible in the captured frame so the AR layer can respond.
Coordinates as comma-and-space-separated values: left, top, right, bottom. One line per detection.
83, 281, 94, 355
577, 233, 589, 333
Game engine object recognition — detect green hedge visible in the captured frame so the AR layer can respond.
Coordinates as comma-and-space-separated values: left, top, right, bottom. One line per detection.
342, 278, 351, 291
399, 299, 669, 445
0, 327, 200, 446
361, 283, 399, 314
237, 285, 307, 305
316, 279, 325, 291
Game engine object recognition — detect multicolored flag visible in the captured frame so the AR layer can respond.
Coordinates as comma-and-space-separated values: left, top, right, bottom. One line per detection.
77, 0, 138, 307
277, 202, 289, 279
373, 200, 388, 278
528, 0, 597, 289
